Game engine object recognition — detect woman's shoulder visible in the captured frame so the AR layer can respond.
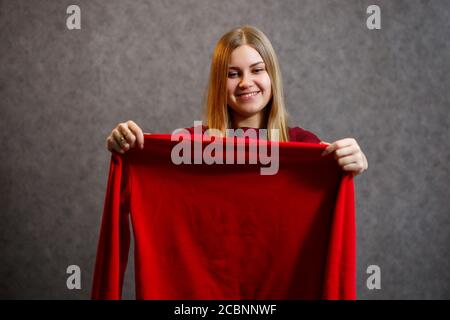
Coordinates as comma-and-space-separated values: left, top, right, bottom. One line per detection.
288, 126, 321, 143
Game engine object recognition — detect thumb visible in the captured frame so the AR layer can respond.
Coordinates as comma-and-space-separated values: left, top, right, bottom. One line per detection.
320, 140, 332, 156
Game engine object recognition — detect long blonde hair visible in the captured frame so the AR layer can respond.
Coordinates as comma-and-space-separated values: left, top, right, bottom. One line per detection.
203, 25, 290, 142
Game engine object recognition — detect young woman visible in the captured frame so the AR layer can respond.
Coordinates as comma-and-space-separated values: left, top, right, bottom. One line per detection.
106, 26, 368, 176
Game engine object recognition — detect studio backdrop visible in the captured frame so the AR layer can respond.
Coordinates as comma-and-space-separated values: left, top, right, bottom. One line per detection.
0, 0, 449, 299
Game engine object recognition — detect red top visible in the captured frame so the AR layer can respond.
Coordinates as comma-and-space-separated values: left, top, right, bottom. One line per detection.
92, 134, 356, 300
288, 126, 321, 143
185, 125, 321, 143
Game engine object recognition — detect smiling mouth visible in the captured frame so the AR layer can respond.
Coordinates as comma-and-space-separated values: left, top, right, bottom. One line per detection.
236, 91, 260, 97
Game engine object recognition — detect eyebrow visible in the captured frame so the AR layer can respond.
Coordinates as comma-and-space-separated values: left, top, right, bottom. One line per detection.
228, 61, 265, 69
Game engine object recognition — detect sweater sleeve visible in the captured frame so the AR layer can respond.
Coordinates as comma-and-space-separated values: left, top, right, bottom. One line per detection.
91, 153, 131, 300
288, 126, 321, 143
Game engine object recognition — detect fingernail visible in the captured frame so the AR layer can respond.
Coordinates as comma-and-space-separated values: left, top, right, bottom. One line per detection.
124, 143, 129, 149
140, 144, 144, 149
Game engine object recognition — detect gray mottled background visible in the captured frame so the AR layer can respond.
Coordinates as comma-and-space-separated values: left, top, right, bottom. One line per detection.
0, 0, 449, 299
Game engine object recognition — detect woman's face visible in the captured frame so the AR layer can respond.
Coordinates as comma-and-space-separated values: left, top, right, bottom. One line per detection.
226, 45, 272, 122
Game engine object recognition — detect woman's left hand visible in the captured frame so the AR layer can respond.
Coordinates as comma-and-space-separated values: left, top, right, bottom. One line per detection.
320, 138, 368, 176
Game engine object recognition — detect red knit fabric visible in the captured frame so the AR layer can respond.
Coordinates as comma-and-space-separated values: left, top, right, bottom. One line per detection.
92, 134, 356, 300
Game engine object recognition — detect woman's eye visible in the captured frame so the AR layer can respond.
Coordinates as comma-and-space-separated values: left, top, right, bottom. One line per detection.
228, 68, 264, 77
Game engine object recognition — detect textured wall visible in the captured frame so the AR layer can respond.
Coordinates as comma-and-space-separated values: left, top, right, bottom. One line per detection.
0, 0, 448, 299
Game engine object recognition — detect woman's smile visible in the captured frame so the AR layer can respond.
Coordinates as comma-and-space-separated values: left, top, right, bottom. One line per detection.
236, 90, 261, 101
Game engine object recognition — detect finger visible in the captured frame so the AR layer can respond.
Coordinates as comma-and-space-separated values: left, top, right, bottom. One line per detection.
127, 120, 144, 149
337, 138, 357, 147
322, 138, 356, 156
337, 154, 357, 167
118, 123, 136, 147
112, 129, 130, 150
342, 163, 364, 174
321, 142, 338, 156
106, 136, 124, 154
334, 145, 358, 159
362, 152, 369, 170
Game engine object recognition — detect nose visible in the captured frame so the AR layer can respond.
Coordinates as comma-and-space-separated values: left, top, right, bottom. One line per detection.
238, 71, 254, 89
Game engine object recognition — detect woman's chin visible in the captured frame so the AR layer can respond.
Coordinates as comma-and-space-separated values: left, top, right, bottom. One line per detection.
233, 106, 266, 118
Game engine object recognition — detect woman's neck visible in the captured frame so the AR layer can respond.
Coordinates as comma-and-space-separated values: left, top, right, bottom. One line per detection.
231, 111, 266, 129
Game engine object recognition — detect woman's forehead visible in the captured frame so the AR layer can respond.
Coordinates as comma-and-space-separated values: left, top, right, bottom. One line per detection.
229, 45, 264, 67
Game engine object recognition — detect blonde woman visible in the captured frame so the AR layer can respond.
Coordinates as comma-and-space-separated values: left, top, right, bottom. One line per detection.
106, 25, 368, 176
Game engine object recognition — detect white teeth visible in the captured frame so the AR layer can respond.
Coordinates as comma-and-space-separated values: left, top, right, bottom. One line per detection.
238, 92, 259, 98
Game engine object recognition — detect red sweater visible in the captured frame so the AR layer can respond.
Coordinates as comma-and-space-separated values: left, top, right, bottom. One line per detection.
92, 134, 355, 300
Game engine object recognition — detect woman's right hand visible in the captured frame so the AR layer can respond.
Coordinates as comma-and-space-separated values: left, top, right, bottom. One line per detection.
106, 120, 144, 154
